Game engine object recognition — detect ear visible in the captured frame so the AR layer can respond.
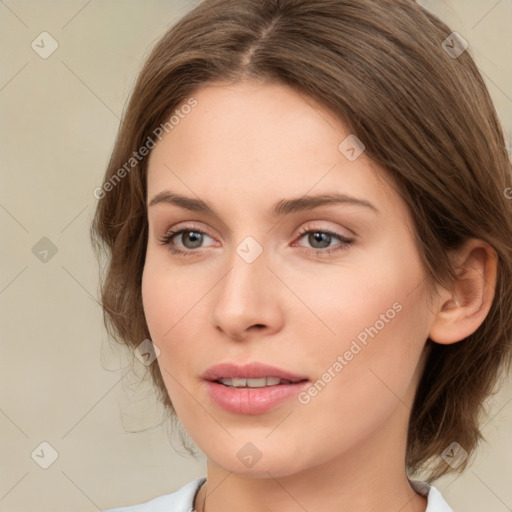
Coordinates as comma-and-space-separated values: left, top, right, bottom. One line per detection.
429, 238, 498, 344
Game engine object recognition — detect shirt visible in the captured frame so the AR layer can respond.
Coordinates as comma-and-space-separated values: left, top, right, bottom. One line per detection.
103, 476, 454, 511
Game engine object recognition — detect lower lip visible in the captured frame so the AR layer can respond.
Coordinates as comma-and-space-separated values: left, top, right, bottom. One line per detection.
204, 380, 310, 415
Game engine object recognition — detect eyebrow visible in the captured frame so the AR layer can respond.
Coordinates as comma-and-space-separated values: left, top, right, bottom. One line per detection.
148, 191, 379, 216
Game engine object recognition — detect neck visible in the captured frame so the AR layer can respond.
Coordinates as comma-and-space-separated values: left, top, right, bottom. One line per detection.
193, 425, 428, 512
195, 470, 427, 512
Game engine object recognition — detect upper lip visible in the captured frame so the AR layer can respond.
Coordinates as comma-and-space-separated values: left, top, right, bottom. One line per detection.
202, 362, 309, 383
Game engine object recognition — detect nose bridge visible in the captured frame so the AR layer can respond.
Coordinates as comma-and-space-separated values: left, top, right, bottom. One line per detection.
219, 234, 269, 305
212, 232, 281, 338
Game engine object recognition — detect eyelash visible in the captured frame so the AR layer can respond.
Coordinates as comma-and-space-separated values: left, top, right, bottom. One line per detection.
158, 223, 355, 258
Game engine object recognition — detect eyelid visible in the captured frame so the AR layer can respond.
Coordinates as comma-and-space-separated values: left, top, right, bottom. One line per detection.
296, 221, 356, 240
161, 220, 355, 241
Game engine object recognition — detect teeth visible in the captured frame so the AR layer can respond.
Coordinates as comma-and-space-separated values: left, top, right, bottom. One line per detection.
218, 377, 292, 388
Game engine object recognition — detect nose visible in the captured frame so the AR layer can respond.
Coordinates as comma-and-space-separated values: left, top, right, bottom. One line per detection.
211, 246, 284, 341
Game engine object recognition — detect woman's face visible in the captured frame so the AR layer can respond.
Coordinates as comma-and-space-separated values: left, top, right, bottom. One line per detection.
142, 80, 437, 477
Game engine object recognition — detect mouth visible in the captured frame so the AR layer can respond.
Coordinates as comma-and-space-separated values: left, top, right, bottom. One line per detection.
214, 377, 308, 388
202, 362, 310, 414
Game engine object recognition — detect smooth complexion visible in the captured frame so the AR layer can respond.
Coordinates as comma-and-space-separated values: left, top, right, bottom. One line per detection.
142, 80, 497, 512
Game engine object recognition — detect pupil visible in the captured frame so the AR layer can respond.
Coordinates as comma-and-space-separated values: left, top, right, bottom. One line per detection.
310, 232, 330, 248
184, 231, 202, 249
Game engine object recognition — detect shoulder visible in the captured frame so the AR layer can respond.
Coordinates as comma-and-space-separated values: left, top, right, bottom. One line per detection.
409, 479, 455, 512
103, 476, 206, 512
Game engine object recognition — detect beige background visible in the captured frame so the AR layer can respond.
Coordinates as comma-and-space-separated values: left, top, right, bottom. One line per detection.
0, 1, 511, 510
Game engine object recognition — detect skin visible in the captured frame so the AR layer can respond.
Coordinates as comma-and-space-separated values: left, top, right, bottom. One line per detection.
142, 80, 497, 512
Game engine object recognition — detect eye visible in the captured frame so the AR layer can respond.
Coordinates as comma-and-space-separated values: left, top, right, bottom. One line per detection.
294, 226, 354, 257
158, 223, 355, 257
158, 223, 215, 257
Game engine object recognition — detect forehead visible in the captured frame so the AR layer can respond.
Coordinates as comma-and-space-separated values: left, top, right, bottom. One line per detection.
146, 80, 404, 223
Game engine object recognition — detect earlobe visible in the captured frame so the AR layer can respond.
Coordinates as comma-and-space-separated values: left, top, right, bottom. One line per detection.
428, 239, 498, 345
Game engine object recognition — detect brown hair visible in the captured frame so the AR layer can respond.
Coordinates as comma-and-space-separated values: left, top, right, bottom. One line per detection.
91, 0, 512, 482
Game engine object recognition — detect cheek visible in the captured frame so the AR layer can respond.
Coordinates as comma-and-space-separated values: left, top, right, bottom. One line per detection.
295, 235, 430, 399
141, 259, 198, 407
308, 243, 430, 410
290, 243, 426, 364
141, 253, 213, 378
141, 260, 168, 339
288, 270, 430, 458
141, 250, 204, 339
